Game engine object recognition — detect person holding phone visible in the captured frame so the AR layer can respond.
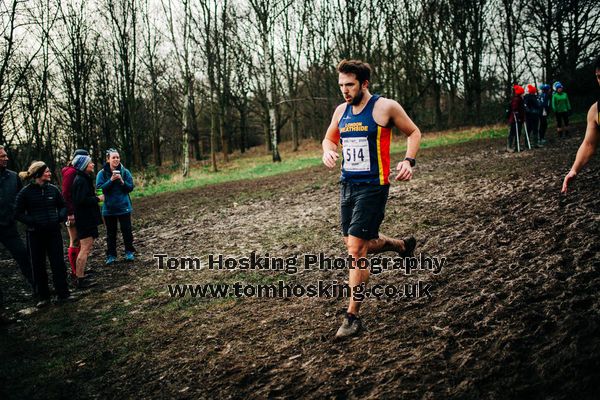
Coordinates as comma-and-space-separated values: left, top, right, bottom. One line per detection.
96, 148, 135, 265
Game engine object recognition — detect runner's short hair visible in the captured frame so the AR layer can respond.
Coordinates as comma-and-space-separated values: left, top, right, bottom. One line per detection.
337, 59, 372, 85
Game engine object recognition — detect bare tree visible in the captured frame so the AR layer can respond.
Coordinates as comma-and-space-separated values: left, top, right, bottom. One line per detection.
91, 48, 117, 163
248, 0, 292, 162
104, 0, 140, 168
450, 0, 489, 124
524, 0, 556, 83
0, 0, 41, 145
302, 0, 336, 139
161, 0, 195, 176
229, 20, 254, 154
19, 0, 59, 171
554, 0, 600, 82
140, 0, 163, 166
490, 0, 528, 98
279, 0, 307, 151
211, 0, 235, 162
195, 0, 221, 172
331, 0, 380, 61
52, 0, 98, 155
422, 0, 446, 128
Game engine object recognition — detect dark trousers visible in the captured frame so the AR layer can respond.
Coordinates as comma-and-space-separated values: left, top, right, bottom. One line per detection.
105, 214, 135, 257
0, 223, 33, 288
526, 114, 539, 145
508, 122, 522, 149
27, 229, 70, 299
539, 115, 548, 141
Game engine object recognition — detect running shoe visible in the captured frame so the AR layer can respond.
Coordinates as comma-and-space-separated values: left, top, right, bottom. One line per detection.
125, 252, 135, 262
335, 313, 362, 339
105, 255, 117, 265
73, 277, 96, 290
401, 237, 417, 257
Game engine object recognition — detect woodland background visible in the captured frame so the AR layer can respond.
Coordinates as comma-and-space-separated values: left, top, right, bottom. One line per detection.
1, 0, 599, 175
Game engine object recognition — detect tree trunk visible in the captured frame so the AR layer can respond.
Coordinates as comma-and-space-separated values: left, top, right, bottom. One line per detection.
151, 78, 161, 166
291, 108, 299, 152
262, 34, 280, 162
433, 81, 442, 129
210, 93, 218, 172
182, 93, 190, 177
239, 105, 247, 153
264, 115, 270, 152
188, 91, 201, 161
220, 99, 229, 162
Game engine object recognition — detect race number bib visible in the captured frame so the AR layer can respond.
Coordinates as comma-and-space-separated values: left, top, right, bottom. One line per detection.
342, 137, 370, 172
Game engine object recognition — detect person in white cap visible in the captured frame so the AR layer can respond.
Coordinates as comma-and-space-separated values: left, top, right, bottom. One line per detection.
71, 155, 103, 289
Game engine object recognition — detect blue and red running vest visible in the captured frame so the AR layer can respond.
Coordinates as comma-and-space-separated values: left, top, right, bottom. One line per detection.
338, 94, 392, 185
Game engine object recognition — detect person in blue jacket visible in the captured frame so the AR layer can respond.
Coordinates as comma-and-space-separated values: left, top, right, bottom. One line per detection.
538, 84, 551, 145
524, 84, 541, 147
96, 148, 135, 264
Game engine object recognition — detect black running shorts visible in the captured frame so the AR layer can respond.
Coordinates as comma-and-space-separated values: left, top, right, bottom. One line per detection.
555, 112, 569, 128
78, 225, 99, 240
340, 182, 389, 240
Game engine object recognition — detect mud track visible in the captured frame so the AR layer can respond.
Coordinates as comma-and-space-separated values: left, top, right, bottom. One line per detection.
1, 129, 599, 399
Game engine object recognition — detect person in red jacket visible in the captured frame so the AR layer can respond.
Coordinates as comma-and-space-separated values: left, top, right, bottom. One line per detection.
507, 85, 526, 152
61, 149, 89, 277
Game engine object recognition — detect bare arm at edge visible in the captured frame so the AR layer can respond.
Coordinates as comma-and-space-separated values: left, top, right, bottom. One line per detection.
561, 104, 599, 193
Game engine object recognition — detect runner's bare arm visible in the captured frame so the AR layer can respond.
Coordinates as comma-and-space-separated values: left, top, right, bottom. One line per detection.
322, 104, 345, 169
387, 100, 422, 181
561, 103, 599, 193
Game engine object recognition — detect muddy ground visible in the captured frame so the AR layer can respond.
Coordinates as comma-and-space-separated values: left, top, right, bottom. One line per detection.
1, 127, 599, 399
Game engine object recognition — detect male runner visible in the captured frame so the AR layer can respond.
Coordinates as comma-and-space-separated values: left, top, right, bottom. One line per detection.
561, 58, 600, 193
322, 59, 421, 338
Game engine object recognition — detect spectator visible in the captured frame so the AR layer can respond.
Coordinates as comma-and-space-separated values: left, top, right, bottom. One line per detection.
1, 145, 34, 317
96, 148, 136, 264
524, 84, 541, 147
71, 155, 103, 289
62, 149, 89, 278
0, 145, 33, 289
507, 85, 525, 152
538, 84, 551, 145
15, 161, 70, 306
552, 81, 572, 138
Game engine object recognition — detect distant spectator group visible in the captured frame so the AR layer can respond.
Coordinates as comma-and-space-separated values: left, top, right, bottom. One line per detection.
507, 81, 571, 152
0, 146, 135, 313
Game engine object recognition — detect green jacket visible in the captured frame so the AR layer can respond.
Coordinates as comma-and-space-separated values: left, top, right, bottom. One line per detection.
552, 92, 571, 113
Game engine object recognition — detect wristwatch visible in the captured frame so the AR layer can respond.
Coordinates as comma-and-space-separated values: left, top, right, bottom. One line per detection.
404, 157, 416, 167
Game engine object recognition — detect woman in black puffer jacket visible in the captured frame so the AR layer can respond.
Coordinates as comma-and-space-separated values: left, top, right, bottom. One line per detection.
71, 155, 103, 289
15, 161, 70, 305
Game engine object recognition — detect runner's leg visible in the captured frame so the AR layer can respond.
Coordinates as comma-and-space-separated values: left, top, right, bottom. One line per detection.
346, 235, 369, 316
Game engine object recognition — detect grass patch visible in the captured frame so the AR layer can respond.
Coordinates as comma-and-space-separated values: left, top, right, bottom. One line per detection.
134, 156, 321, 198
132, 113, 586, 199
